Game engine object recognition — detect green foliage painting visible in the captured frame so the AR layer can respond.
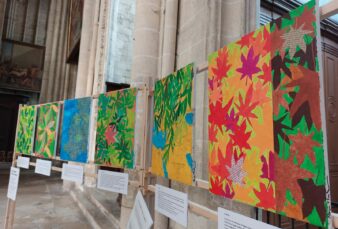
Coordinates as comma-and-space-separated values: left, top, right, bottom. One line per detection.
151, 63, 195, 185
95, 88, 137, 168
34, 103, 60, 159
15, 105, 37, 155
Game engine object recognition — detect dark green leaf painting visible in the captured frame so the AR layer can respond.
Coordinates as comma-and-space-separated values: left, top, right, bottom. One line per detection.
15, 105, 37, 155
151, 63, 195, 185
60, 97, 92, 163
34, 103, 60, 159
271, 1, 327, 227
95, 88, 137, 168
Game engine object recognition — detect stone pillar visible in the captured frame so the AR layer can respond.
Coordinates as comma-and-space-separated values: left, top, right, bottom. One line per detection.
74, 0, 97, 97
119, 0, 162, 228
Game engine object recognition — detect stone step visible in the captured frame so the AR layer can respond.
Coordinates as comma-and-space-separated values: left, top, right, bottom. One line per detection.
70, 187, 120, 229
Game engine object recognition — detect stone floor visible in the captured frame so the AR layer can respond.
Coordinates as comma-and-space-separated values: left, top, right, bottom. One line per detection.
0, 164, 120, 229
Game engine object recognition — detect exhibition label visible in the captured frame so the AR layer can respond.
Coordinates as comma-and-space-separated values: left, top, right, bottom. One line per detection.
127, 191, 153, 229
17, 156, 30, 169
61, 163, 84, 183
7, 167, 20, 201
155, 185, 188, 227
35, 159, 52, 176
97, 170, 129, 195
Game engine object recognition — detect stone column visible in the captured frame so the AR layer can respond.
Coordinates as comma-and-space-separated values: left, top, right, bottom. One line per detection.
74, 0, 97, 97
119, 0, 162, 228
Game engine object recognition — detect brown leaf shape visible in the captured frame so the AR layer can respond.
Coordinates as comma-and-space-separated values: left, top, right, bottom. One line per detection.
289, 132, 321, 164
275, 157, 314, 212
286, 65, 321, 129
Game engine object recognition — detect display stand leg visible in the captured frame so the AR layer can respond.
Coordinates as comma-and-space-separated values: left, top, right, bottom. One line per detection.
4, 200, 16, 229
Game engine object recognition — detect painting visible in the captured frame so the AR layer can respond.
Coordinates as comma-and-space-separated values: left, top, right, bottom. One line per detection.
60, 97, 92, 163
271, 1, 327, 227
67, 0, 84, 63
0, 41, 44, 92
151, 63, 195, 185
208, 0, 327, 227
208, 25, 275, 211
14, 105, 37, 155
95, 88, 137, 168
34, 102, 60, 159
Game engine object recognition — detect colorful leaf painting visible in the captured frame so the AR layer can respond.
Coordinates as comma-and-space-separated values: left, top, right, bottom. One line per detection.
272, 1, 327, 227
60, 97, 92, 163
95, 88, 137, 168
34, 103, 60, 159
208, 1, 327, 227
208, 25, 275, 211
151, 63, 194, 185
14, 105, 37, 155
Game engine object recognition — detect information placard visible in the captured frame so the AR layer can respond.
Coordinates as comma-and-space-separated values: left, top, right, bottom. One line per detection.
127, 191, 153, 229
35, 159, 52, 176
97, 170, 129, 195
155, 184, 188, 227
61, 164, 84, 184
17, 156, 30, 169
218, 207, 279, 229
7, 167, 20, 200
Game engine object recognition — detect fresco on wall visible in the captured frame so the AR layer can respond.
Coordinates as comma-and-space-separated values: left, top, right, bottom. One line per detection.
208, 0, 327, 227
34, 103, 60, 159
60, 97, 91, 163
14, 105, 37, 155
95, 88, 137, 168
0, 42, 43, 92
151, 63, 195, 185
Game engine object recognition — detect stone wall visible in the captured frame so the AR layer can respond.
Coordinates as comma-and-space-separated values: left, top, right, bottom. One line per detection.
105, 0, 136, 84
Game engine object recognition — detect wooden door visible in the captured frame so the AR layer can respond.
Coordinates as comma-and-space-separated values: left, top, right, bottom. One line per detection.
322, 40, 338, 212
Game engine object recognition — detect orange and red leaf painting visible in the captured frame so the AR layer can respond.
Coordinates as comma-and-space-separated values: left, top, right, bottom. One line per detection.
208, 1, 327, 227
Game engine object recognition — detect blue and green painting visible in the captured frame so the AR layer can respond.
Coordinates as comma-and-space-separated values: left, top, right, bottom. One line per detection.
60, 97, 92, 163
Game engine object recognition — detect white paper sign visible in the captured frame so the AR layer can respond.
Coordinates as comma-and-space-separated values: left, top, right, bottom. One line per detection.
127, 191, 153, 229
155, 184, 188, 227
61, 164, 84, 184
35, 159, 52, 176
218, 207, 279, 229
17, 156, 30, 169
7, 167, 20, 200
97, 170, 129, 195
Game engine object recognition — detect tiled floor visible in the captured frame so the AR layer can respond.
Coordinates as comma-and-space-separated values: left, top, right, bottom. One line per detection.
0, 166, 92, 229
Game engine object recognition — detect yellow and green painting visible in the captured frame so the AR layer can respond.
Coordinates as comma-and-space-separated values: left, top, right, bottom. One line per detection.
95, 88, 137, 168
14, 105, 37, 155
34, 103, 60, 159
151, 63, 195, 185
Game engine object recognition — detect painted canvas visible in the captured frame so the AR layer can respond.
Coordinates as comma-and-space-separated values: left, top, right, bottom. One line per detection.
208, 0, 327, 227
34, 103, 60, 159
14, 105, 37, 155
151, 63, 194, 185
271, 1, 327, 227
208, 25, 275, 211
60, 97, 92, 163
95, 88, 137, 168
